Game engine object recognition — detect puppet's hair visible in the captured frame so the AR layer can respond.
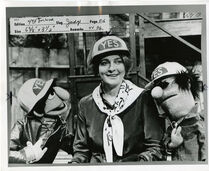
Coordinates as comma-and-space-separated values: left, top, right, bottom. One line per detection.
174, 69, 201, 99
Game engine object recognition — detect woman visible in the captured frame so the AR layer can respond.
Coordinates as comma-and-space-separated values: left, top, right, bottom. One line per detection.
71, 36, 165, 163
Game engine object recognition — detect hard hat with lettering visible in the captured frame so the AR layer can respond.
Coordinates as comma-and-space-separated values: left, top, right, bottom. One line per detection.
145, 62, 187, 89
18, 78, 54, 114
89, 36, 130, 65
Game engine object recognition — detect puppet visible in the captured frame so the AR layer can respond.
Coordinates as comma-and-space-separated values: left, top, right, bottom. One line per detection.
9, 78, 74, 164
146, 62, 206, 161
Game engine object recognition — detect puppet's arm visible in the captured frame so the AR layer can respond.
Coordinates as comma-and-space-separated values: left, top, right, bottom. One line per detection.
9, 121, 47, 163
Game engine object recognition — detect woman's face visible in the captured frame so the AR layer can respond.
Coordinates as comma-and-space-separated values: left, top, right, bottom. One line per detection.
99, 55, 125, 87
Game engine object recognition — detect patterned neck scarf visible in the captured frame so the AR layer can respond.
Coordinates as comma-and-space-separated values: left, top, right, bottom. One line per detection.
92, 79, 144, 162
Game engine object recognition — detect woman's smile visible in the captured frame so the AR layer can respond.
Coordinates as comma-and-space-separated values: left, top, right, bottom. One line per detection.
99, 55, 125, 87
105, 73, 120, 77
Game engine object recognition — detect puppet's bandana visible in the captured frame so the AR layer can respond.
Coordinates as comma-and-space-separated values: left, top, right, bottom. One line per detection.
92, 79, 144, 162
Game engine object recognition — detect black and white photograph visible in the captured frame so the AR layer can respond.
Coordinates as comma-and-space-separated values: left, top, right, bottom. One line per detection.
1, 2, 208, 171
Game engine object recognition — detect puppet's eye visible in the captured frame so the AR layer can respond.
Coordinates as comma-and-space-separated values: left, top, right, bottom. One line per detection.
48, 91, 55, 100
156, 81, 169, 89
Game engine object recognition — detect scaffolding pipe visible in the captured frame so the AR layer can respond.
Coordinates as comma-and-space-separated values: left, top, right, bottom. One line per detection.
137, 13, 201, 54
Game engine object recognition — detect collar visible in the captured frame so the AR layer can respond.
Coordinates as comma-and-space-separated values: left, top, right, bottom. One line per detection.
167, 105, 200, 128
92, 79, 144, 115
92, 79, 144, 162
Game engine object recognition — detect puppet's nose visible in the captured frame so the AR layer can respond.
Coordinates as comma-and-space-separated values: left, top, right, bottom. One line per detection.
151, 86, 163, 99
53, 87, 70, 100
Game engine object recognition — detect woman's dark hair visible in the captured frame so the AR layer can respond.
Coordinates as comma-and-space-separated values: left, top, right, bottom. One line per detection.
92, 53, 133, 77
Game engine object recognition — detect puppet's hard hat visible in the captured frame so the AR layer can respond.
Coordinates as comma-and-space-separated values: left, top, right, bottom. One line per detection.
88, 36, 129, 65
146, 62, 187, 89
18, 78, 54, 113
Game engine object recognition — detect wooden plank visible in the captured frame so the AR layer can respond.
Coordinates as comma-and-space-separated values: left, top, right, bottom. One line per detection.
83, 33, 87, 74
129, 14, 136, 72
9, 47, 70, 67
9, 69, 35, 127
137, 19, 202, 38
138, 16, 146, 77
68, 34, 75, 75
137, 14, 201, 54
10, 66, 70, 69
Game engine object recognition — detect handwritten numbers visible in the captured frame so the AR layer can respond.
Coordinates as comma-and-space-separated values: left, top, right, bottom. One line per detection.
10, 15, 109, 35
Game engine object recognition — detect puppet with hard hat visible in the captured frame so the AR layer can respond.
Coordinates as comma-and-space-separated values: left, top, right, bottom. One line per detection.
146, 62, 206, 161
9, 78, 74, 164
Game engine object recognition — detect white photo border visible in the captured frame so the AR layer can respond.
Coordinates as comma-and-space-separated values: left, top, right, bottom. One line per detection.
1, 1, 209, 171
